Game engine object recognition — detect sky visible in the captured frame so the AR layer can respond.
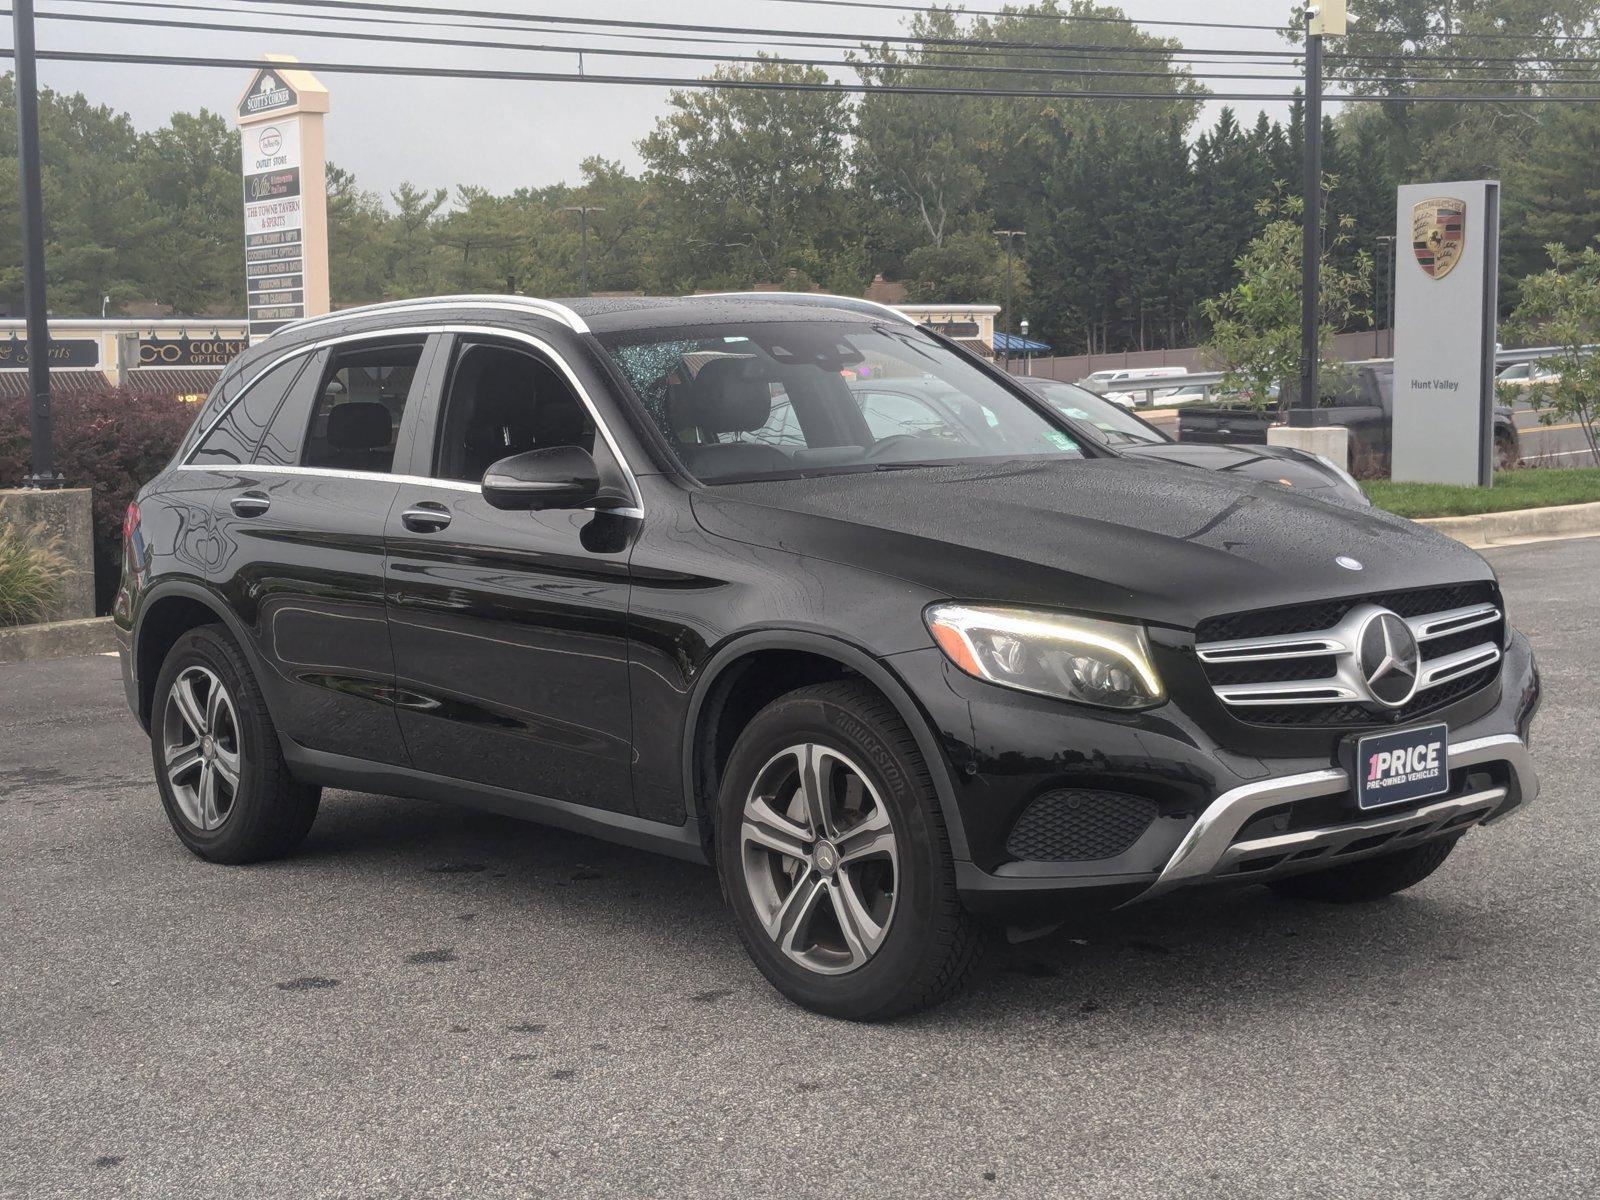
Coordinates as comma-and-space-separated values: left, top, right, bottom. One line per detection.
23, 0, 1305, 201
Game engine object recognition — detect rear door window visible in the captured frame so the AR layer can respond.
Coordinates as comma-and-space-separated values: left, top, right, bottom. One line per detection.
302, 341, 424, 474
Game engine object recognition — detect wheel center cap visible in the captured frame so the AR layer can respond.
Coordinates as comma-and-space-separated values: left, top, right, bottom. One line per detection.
202, 735, 215, 758
814, 841, 839, 874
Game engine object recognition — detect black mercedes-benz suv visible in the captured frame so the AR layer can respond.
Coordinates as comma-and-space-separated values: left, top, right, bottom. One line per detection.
116, 293, 1541, 1020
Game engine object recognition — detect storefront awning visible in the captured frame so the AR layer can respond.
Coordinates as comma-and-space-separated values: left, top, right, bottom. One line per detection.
992, 331, 1052, 353
124, 368, 224, 397
0, 369, 113, 399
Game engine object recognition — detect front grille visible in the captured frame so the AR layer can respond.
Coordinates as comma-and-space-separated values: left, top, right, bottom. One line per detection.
1006, 790, 1157, 862
1196, 583, 1498, 643
1195, 584, 1504, 728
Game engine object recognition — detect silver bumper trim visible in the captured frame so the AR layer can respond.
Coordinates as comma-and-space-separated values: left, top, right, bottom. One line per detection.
1215, 785, 1504, 876
1129, 732, 1537, 904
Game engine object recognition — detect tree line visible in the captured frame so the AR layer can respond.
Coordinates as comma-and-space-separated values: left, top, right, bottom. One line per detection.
2, 0, 1598, 356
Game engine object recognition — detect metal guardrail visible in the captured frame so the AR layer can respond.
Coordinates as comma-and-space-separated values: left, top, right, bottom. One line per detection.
1063, 345, 1597, 408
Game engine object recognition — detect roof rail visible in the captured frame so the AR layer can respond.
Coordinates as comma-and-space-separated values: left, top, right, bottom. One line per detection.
266, 294, 589, 338
696, 291, 917, 326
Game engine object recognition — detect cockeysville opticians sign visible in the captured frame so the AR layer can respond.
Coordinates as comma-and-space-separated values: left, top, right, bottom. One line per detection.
138, 336, 247, 367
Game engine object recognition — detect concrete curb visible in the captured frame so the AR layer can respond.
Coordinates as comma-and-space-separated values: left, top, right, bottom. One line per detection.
0, 616, 116, 664
1417, 500, 1600, 548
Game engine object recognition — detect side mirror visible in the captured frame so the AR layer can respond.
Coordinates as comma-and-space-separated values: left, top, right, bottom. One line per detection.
482, 446, 601, 511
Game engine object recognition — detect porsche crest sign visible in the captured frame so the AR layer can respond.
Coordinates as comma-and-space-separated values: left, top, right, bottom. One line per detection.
1411, 197, 1466, 281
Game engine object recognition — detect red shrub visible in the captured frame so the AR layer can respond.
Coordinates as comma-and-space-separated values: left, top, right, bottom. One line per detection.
1, 388, 197, 611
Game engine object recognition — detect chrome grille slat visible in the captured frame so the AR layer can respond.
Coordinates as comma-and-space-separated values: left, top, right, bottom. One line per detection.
1213, 680, 1365, 707
1195, 633, 1348, 664
1408, 603, 1501, 642
1195, 589, 1504, 725
1420, 642, 1502, 689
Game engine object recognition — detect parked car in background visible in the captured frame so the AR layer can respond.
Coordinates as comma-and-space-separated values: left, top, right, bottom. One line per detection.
1495, 360, 1560, 395
1079, 366, 1189, 408
1157, 381, 1213, 407
1178, 364, 1521, 472
1021, 379, 1369, 506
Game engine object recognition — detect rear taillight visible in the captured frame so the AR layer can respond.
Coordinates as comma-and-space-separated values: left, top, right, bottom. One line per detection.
122, 501, 140, 543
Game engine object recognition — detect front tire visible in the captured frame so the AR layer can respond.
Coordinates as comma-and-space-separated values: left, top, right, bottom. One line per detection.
715, 681, 984, 1020
151, 625, 320, 864
1269, 837, 1459, 903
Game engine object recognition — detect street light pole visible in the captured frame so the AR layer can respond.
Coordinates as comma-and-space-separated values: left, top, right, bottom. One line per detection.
561, 204, 605, 296
13, 0, 59, 487
994, 229, 1024, 372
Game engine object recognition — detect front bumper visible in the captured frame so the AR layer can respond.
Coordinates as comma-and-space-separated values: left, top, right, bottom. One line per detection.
1132, 731, 1536, 903
887, 628, 1541, 919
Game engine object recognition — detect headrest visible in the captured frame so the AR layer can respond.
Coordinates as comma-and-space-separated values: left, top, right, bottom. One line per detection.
326, 401, 392, 451
687, 358, 774, 434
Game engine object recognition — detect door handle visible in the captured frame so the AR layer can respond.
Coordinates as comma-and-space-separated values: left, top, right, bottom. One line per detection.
400, 502, 452, 532
229, 491, 270, 518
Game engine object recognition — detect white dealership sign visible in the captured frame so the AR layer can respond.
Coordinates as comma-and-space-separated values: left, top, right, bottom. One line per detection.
236, 59, 330, 343
1391, 180, 1501, 486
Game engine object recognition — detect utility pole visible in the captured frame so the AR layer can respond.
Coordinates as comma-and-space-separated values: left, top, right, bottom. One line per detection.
561, 205, 604, 296
13, 0, 59, 487
994, 229, 1024, 372
1291, 4, 1324, 427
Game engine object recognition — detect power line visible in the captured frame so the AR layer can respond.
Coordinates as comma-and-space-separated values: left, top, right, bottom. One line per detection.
28, 5, 1600, 92
228, 0, 1305, 60
750, 0, 1291, 34
35, 0, 1600, 87
21, 6, 1311, 84
68, 0, 1600, 70
16, 46, 1600, 103
46, 0, 1313, 66
222, 0, 1600, 67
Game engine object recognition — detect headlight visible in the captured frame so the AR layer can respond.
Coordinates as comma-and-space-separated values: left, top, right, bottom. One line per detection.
925, 604, 1165, 710
1312, 453, 1369, 504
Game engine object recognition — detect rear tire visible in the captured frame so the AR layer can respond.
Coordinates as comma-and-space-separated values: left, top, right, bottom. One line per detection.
1269, 837, 1458, 903
150, 625, 320, 864
715, 681, 985, 1020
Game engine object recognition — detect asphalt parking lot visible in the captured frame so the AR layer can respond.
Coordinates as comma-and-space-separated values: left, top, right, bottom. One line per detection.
4, 537, 1597, 1199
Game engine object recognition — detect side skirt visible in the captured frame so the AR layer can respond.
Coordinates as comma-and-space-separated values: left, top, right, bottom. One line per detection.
278, 736, 710, 865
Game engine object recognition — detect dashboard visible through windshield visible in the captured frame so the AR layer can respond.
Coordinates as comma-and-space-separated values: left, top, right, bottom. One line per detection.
599, 319, 1082, 482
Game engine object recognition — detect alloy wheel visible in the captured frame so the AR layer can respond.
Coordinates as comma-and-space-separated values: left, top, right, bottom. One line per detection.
739, 743, 900, 975
161, 665, 242, 832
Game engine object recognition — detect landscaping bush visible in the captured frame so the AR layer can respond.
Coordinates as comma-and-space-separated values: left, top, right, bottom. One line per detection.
0, 389, 196, 612
0, 502, 67, 626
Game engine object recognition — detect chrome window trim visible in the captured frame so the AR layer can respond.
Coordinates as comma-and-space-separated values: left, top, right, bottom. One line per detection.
1127, 731, 1537, 904
173, 461, 644, 520
176, 462, 479, 492
267, 295, 590, 338
181, 323, 643, 515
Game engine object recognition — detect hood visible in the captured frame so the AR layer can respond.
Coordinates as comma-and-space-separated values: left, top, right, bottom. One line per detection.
690, 457, 1490, 630
1120, 442, 1367, 505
